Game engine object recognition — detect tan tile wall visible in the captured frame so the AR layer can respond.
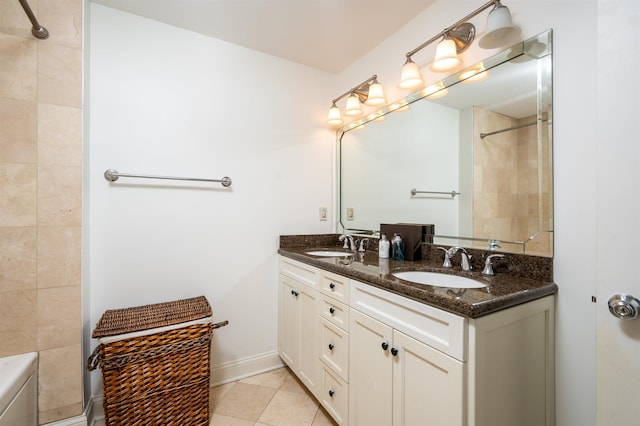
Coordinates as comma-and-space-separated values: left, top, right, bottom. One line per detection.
0, 0, 83, 423
472, 107, 552, 256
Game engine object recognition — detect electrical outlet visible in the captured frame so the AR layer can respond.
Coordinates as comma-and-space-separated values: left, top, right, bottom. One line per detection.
346, 208, 355, 221
319, 207, 328, 221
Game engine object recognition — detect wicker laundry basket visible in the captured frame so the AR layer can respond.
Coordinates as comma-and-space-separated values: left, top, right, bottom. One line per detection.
88, 296, 225, 426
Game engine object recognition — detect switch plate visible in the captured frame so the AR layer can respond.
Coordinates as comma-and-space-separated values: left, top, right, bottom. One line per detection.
346, 208, 354, 221
319, 207, 328, 221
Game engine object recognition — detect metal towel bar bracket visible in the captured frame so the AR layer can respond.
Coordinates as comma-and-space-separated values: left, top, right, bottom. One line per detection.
104, 169, 232, 187
411, 188, 459, 198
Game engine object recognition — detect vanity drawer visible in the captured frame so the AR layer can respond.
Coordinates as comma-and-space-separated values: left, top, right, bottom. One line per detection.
320, 364, 348, 425
320, 318, 349, 382
319, 294, 349, 331
319, 271, 349, 304
279, 257, 318, 289
350, 280, 467, 361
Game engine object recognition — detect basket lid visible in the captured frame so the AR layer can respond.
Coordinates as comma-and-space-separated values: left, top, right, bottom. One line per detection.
92, 295, 212, 338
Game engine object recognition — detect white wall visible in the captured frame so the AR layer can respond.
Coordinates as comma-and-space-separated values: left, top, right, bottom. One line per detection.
336, 1, 598, 424
87, 4, 336, 395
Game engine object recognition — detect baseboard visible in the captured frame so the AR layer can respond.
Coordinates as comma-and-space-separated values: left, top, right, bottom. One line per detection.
43, 414, 88, 426
211, 350, 284, 386
86, 351, 284, 425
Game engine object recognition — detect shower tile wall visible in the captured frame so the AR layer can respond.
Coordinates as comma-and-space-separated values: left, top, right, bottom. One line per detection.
473, 107, 552, 256
0, 0, 83, 423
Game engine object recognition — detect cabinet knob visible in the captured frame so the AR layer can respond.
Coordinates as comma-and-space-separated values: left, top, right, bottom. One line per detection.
328, 344, 334, 351
329, 390, 335, 397
391, 347, 399, 356
291, 290, 299, 297
329, 307, 336, 315
329, 283, 336, 289
381, 342, 389, 351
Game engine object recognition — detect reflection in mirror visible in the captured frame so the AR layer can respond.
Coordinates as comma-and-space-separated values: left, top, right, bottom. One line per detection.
339, 30, 553, 257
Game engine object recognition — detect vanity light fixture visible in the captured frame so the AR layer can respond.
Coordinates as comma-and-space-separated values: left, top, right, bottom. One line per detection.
459, 64, 490, 83
421, 82, 448, 98
327, 75, 387, 126
398, 0, 519, 90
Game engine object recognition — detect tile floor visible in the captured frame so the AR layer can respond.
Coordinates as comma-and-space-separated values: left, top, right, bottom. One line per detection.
94, 367, 337, 426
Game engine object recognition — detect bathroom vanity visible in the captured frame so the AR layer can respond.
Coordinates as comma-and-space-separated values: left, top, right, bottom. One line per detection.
277, 242, 556, 426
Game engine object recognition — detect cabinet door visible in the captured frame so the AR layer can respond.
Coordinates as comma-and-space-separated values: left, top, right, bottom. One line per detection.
350, 309, 393, 426
279, 276, 299, 370
298, 284, 319, 396
393, 330, 465, 426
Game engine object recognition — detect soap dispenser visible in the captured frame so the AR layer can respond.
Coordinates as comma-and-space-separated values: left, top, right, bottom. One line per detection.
379, 234, 390, 258
392, 233, 405, 261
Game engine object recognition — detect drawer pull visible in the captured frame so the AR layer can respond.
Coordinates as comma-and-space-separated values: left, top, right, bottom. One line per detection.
329, 390, 335, 397
381, 342, 389, 351
328, 344, 334, 351
329, 307, 336, 315
291, 290, 299, 297
329, 282, 336, 289
391, 347, 399, 356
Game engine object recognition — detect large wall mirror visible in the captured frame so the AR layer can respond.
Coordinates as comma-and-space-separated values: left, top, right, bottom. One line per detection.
339, 30, 553, 257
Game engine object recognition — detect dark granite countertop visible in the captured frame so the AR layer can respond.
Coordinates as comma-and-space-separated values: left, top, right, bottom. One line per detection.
278, 245, 557, 319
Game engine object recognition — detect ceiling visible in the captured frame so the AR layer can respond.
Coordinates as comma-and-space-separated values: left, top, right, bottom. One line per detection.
92, 0, 437, 73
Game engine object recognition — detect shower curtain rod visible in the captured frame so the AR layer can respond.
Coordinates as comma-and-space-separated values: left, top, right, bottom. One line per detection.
18, 0, 49, 39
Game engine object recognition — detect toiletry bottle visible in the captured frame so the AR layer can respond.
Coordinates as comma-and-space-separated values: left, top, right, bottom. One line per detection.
379, 234, 390, 258
392, 234, 405, 261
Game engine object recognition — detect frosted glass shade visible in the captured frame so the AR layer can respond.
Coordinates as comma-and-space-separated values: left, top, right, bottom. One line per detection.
327, 105, 343, 126
365, 83, 386, 106
399, 60, 424, 89
478, 4, 521, 49
460, 64, 490, 83
344, 94, 363, 116
430, 38, 461, 72
422, 82, 448, 98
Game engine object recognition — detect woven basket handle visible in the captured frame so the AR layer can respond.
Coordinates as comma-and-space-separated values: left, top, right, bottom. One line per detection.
87, 345, 102, 371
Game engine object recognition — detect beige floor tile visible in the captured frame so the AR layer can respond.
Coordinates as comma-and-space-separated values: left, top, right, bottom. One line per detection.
240, 367, 289, 389
258, 389, 319, 426
279, 373, 308, 394
312, 407, 338, 426
212, 382, 277, 422
210, 382, 236, 410
209, 413, 255, 425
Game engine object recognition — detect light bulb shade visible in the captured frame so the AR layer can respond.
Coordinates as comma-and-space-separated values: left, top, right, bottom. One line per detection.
327, 105, 343, 126
364, 82, 386, 106
460, 64, 490, 83
422, 82, 448, 98
430, 38, 462, 72
344, 94, 363, 117
479, 4, 521, 49
399, 60, 424, 89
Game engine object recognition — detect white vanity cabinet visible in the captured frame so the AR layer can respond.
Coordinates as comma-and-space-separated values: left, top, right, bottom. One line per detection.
349, 281, 465, 426
318, 270, 350, 424
278, 257, 320, 397
277, 256, 555, 426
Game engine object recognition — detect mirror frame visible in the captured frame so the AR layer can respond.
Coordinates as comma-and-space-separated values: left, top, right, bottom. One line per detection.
338, 30, 553, 256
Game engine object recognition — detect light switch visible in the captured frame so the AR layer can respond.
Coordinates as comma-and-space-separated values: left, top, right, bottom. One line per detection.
319, 207, 328, 221
346, 208, 354, 221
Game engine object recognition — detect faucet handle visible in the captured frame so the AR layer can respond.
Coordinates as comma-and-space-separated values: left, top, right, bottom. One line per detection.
482, 254, 506, 276
436, 247, 453, 268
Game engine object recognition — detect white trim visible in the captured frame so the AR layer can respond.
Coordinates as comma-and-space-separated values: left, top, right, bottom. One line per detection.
211, 350, 284, 386
43, 414, 88, 426
86, 352, 284, 424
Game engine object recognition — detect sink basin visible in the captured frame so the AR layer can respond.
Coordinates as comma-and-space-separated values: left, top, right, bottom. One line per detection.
305, 250, 353, 257
392, 271, 486, 289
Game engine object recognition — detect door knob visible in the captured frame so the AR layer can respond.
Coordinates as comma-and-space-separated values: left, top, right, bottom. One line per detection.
608, 294, 640, 320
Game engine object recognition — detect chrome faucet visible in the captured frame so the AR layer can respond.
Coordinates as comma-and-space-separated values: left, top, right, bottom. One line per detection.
436, 246, 472, 271
339, 234, 357, 251
482, 254, 505, 276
